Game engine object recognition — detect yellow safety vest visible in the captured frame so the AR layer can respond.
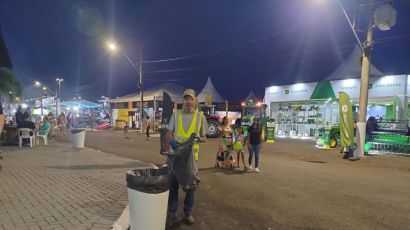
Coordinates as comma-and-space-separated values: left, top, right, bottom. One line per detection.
175, 110, 203, 161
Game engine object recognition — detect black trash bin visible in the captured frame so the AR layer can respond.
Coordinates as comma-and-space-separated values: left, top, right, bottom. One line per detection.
126, 164, 170, 230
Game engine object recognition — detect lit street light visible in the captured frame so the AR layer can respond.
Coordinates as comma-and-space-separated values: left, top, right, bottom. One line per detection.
106, 40, 144, 133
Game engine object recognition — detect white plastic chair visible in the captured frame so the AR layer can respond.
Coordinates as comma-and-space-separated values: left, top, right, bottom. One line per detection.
36, 128, 50, 146
19, 128, 36, 148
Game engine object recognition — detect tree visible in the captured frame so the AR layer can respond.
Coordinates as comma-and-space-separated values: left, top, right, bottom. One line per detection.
0, 24, 20, 100
0, 68, 20, 100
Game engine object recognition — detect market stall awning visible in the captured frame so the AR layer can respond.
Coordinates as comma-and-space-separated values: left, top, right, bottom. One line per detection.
110, 82, 186, 103
61, 99, 101, 108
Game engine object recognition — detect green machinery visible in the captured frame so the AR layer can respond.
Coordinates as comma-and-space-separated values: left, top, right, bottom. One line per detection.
239, 98, 267, 137
315, 125, 340, 149
315, 120, 410, 154
367, 121, 410, 154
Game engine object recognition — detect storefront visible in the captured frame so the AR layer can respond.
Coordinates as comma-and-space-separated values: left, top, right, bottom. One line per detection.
264, 75, 409, 137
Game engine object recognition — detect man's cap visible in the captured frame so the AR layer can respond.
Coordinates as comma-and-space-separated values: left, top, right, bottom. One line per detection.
183, 89, 196, 98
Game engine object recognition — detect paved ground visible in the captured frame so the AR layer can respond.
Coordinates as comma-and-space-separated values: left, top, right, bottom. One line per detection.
56, 131, 410, 230
0, 141, 146, 230
1, 130, 410, 230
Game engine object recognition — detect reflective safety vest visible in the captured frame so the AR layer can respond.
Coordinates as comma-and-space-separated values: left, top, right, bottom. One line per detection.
174, 110, 203, 161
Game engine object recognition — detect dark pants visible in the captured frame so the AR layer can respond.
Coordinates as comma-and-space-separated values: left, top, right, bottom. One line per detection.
248, 144, 261, 168
146, 125, 150, 138
168, 173, 195, 214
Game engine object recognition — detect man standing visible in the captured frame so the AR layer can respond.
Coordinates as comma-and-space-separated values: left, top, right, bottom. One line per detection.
145, 115, 151, 140
15, 105, 23, 127
166, 89, 207, 226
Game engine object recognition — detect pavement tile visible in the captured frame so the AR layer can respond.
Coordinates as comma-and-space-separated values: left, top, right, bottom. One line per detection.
0, 142, 134, 229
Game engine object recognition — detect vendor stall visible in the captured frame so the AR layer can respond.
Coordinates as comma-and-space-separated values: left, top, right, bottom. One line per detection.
265, 75, 410, 138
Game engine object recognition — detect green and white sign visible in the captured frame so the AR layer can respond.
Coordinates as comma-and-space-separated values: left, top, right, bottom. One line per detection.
338, 92, 354, 147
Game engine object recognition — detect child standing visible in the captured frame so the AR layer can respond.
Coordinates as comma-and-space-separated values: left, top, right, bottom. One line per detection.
124, 122, 129, 139
233, 127, 247, 170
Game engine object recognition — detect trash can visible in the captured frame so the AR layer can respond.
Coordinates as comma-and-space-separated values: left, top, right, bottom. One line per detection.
71, 129, 86, 148
126, 164, 170, 230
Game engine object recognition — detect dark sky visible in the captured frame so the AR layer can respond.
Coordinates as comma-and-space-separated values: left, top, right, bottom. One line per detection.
1, 0, 410, 102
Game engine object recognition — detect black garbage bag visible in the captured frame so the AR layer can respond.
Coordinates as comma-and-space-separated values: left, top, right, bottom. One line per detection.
167, 134, 200, 192
126, 165, 170, 194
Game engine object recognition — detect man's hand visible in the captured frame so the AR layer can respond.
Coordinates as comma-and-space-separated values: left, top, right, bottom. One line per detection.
199, 136, 206, 143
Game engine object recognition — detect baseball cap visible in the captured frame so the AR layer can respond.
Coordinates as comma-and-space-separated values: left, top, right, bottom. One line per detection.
183, 89, 196, 98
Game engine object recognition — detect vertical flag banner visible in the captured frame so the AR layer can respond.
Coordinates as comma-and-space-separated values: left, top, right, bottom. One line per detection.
339, 92, 354, 147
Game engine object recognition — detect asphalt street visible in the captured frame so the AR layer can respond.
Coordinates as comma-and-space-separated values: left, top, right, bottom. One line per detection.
54, 130, 410, 230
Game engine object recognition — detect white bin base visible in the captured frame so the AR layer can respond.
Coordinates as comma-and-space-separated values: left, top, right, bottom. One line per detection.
127, 188, 169, 230
71, 131, 85, 148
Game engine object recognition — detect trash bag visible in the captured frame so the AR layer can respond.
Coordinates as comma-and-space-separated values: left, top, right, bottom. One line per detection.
126, 165, 170, 194
167, 133, 200, 192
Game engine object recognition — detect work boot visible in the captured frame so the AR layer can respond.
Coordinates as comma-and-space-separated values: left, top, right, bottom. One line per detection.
183, 213, 195, 225
166, 212, 178, 227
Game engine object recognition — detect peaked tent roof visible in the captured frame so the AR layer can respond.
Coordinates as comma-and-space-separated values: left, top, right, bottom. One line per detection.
324, 46, 384, 81
197, 77, 225, 103
245, 91, 257, 101
110, 82, 186, 103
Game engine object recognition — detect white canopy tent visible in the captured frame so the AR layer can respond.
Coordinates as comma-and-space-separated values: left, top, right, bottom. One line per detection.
197, 77, 225, 103
109, 82, 186, 104
324, 46, 384, 81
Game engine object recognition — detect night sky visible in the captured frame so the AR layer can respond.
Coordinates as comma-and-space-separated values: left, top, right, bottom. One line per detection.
1, 0, 410, 102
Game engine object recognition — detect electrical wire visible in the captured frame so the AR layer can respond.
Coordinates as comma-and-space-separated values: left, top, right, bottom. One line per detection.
142, 22, 311, 63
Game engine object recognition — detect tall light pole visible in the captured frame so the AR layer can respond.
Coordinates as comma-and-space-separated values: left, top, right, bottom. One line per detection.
34, 81, 46, 117
319, 0, 396, 159
56, 78, 63, 115
139, 46, 144, 133
107, 41, 144, 133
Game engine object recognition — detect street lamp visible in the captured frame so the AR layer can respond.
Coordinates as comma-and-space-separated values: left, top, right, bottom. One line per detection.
321, 0, 397, 158
56, 78, 64, 115
34, 81, 45, 117
106, 40, 144, 133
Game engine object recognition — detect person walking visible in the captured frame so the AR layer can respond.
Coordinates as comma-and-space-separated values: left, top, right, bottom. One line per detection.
247, 117, 263, 173
145, 115, 151, 140
165, 89, 207, 226
123, 122, 129, 139
57, 112, 67, 136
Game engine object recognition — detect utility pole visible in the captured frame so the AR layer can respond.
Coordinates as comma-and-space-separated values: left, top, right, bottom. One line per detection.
139, 46, 144, 133
355, 7, 374, 158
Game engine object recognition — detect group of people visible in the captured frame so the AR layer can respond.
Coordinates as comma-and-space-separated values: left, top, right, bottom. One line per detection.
217, 116, 263, 172
14, 106, 68, 138
163, 88, 265, 227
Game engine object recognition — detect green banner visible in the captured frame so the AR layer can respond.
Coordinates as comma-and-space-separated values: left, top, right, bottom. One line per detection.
339, 92, 354, 147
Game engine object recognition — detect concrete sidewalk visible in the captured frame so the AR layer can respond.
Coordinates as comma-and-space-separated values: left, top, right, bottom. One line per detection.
0, 142, 144, 230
